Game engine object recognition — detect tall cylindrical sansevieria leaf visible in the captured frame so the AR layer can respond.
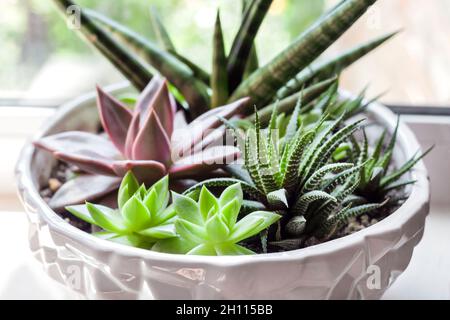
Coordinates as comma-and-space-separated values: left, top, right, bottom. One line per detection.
211, 11, 229, 108
227, 0, 273, 91
230, 0, 377, 108
51, 0, 153, 91
276, 31, 399, 100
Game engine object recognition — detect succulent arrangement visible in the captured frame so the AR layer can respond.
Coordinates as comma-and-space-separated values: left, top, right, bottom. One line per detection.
35, 0, 432, 255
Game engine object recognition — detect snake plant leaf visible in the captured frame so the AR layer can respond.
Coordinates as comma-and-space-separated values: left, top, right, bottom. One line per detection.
249, 77, 337, 124
84, 8, 210, 118
52, 0, 153, 91
149, 6, 176, 52
148, 6, 210, 85
211, 11, 229, 108
277, 31, 398, 99
228, 0, 273, 90
230, 0, 377, 106
96, 86, 133, 154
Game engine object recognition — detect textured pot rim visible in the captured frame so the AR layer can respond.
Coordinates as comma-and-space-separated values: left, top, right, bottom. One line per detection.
15, 82, 430, 267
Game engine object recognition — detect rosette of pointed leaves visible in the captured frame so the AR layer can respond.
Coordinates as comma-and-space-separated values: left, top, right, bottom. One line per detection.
35, 77, 249, 209
51, 0, 391, 120
348, 119, 433, 203
66, 171, 177, 249
153, 183, 280, 255
184, 101, 386, 249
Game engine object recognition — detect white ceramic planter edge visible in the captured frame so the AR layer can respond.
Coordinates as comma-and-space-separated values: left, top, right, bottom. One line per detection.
15, 83, 430, 299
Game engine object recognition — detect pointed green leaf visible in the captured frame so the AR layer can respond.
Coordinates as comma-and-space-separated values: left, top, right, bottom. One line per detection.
172, 192, 203, 225
121, 195, 151, 230
86, 202, 127, 233
199, 186, 219, 221
229, 211, 281, 243
230, 0, 377, 106
211, 11, 229, 108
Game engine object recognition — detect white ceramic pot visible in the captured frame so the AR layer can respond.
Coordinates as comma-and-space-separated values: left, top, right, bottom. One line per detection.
16, 83, 430, 300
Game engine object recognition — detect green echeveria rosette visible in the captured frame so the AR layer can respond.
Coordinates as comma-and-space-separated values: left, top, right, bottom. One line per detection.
67, 172, 177, 249
153, 183, 281, 255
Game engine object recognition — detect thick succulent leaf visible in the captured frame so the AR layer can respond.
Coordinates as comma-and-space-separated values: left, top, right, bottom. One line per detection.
152, 205, 177, 227
169, 146, 241, 179
285, 215, 307, 237
302, 163, 353, 192
121, 195, 151, 230
96, 86, 132, 154
147, 175, 170, 214
175, 219, 207, 244
183, 178, 265, 202
230, 0, 377, 106
52, 0, 152, 90
292, 190, 337, 217
282, 131, 315, 191
178, 98, 250, 154
85, 8, 210, 117
267, 189, 289, 209
138, 224, 176, 239
86, 202, 127, 233
206, 214, 230, 242
172, 192, 203, 225
248, 77, 337, 124
35, 131, 121, 176
229, 211, 281, 243
277, 31, 398, 99
50, 175, 120, 210
132, 110, 171, 165
152, 236, 197, 254
134, 77, 176, 138
227, 0, 273, 90
211, 11, 229, 108
66, 204, 97, 225
382, 179, 417, 193
111, 160, 167, 183
219, 183, 244, 209
199, 186, 219, 221
214, 243, 255, 255
118, 171, 140, 210
221, 198, 242, 229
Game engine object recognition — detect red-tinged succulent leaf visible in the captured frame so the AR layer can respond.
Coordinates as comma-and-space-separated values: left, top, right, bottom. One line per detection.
34, 132, 122, 175
112, 160, 167, 183
135, 76, 176, 137
55, 151, 117, 176
192, 126, 226, 153
169, 146, 241, 178
124, 112, 140, 159
176, 98, 250, 154
174, 110, 188, 129
48, 174, 121, 210
96, 85, 133, 154
132, 109, 172, 164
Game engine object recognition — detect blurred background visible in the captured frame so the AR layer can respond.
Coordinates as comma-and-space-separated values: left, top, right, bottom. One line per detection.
1, 0, 449, 106
0, 0, 449, 210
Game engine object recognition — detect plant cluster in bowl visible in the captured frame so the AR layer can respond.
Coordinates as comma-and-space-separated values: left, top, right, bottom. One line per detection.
36, 0, 431, 256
